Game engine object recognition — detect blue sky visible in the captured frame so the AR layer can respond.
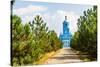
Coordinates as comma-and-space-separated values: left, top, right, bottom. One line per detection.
13, 1, 93, 36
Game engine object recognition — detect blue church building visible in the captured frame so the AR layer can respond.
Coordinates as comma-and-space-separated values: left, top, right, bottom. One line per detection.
59, 16, 72, 48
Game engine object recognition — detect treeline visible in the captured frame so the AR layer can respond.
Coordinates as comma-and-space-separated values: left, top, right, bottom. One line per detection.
11, 15, 62, 66
70, 6, 97, 60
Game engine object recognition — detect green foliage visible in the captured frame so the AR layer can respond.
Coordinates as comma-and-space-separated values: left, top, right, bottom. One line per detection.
48, 31, 62, 51
70, 6, 97, 59
11, 15, 62, 66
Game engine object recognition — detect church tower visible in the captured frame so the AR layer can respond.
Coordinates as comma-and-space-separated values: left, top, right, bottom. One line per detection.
59, 16, 72, 48
63, 16, 69, 34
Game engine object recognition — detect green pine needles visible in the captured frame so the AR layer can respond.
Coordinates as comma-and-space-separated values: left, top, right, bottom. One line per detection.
70, 6, 97, 60
11, 15, 62, 66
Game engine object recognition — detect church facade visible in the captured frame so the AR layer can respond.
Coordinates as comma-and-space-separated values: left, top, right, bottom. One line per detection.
59, 16, 72, 48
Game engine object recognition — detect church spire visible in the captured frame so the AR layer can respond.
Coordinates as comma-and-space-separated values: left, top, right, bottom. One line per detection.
65, 16, 67, 20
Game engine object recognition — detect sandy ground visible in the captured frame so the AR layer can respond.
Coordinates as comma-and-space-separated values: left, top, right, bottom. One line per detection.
44, 48, 83, 64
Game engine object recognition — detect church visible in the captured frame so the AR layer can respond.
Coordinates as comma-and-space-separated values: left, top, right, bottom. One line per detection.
59, 16, 72, 48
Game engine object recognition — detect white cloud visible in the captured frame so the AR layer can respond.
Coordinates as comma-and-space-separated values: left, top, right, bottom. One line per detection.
17, 10, 80, 36
41, 10, 80, 36
13, 5, 48, 15
22, 13, 42, 23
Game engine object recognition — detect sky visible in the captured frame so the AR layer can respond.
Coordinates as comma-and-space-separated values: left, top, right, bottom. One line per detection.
13, 1, 93, 36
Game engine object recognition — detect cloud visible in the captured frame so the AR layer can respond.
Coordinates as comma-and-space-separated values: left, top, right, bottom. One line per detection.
22, 13, 42, 23
41, 10, 80, 36
13, 5, 48, 15
16, 10, 80, 36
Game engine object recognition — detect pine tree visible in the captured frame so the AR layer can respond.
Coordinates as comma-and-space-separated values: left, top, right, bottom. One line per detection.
70, 6, 97, 60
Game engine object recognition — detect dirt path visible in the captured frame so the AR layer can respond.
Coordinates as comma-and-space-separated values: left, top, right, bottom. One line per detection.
44, 48, 83, 64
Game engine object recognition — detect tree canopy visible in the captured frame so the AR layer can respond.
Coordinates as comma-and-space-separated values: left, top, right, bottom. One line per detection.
11, 15, 62, 66
70, 6, 97, 60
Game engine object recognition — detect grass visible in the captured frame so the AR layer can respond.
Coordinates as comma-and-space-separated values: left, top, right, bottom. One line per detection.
71, 48, 97, 62
78, 52, 97, 62
33, 49, 61, 65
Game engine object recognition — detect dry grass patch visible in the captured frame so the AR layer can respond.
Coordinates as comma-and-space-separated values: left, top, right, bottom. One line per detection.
33, 49, 61, 65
